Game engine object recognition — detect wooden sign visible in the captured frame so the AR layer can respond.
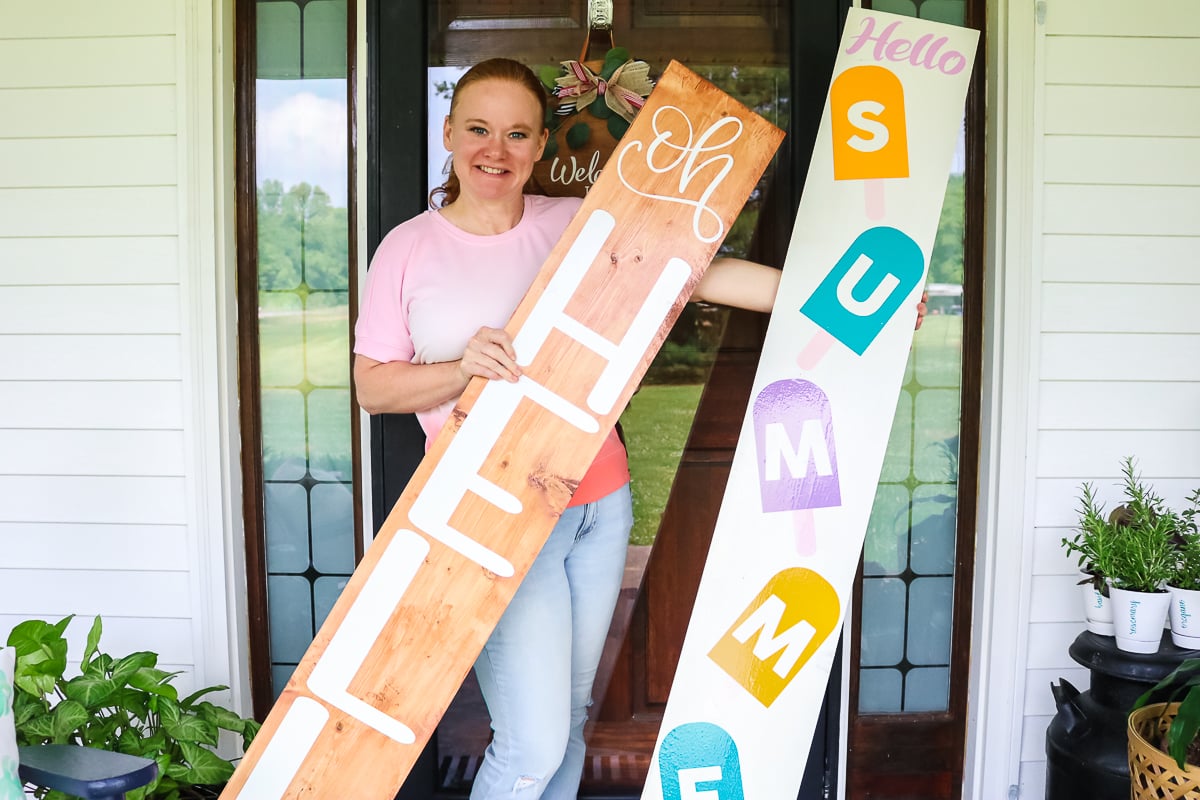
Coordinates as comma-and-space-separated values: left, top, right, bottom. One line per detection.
222, 61, 783, 799
641, 10, 978, 800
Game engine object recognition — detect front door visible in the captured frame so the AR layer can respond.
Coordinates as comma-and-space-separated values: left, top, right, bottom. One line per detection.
365, 1, 983, 798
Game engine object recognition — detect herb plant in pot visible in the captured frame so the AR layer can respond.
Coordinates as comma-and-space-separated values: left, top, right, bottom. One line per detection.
1095, 458, 1179, 654
1062, 480, 1118, 636
1168, 490, 1200, 649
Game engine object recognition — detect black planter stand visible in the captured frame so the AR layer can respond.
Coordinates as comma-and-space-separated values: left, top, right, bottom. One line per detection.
1045, 630, 1200, 800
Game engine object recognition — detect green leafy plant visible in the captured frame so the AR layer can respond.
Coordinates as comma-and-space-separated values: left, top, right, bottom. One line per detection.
1062, 480, 1118, 592
7, 615, 259, 800
1171, 489, 1200, 591
1133, 658, 1200, 769
1065, 457, 1180, 594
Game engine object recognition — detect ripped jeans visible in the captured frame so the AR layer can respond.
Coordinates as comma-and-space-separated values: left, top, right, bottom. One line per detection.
469, 485, 633, 800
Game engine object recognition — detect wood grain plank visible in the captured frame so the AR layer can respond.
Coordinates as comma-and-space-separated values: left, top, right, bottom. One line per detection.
0, 36, 176, 88
1044, 86, 1200, 137
0, 335, 182, 380
223, 61, 783, 800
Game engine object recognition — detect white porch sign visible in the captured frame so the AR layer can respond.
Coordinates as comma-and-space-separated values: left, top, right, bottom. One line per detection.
641, 10, 978, 800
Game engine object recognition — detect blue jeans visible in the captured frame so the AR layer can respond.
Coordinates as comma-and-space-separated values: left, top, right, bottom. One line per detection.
469, 484, 633, 800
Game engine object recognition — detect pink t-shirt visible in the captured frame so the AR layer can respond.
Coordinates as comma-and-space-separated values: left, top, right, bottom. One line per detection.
354, 194, 629, 506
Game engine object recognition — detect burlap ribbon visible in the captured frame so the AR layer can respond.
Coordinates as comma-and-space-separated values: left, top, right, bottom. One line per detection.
553, 59, 654, 122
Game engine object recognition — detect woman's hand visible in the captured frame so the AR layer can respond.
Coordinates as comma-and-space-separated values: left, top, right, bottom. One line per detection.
915, 290, 928, 331
460, 326, 522, 383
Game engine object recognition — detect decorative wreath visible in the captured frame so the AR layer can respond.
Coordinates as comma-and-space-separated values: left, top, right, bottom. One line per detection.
537, 47, 655, 160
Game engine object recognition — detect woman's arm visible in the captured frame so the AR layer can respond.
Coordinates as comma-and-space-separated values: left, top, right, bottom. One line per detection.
353, 326, 522, 415
693, 257, 928, 329
691, 257, 781, 313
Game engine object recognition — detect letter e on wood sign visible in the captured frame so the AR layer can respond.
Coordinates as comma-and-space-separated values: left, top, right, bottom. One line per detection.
222, 61, 783, 800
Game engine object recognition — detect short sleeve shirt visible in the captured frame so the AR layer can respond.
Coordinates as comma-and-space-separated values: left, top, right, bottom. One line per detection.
354, 194, 629, 505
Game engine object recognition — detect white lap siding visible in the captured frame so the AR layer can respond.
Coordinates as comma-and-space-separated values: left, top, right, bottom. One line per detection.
1018, 1, 1200, 795
0, 1, 240, 711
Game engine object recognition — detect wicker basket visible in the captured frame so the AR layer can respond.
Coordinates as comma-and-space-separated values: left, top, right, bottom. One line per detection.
1129, 702, 1200, 799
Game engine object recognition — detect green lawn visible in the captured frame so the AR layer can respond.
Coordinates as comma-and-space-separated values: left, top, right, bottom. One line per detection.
619, 384, 705, 545
617, 315, 966, 558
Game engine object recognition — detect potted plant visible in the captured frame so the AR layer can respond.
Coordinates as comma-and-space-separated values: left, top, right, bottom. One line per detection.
1129, 657, 1200, 797
6, 615, 259, 799
1091, 457, 1179, 653
1062, 480, 1118, 635
1169, 489, 1200, 648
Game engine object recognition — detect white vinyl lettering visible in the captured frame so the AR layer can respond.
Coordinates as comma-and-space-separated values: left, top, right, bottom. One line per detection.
764, 420, 832, 481
615, 106, 744, 243
306, 531, 429, 744
731, 595, 819, 678
679, 766, 724, 800
835, 253, 900, 316
846, 100, 889, 152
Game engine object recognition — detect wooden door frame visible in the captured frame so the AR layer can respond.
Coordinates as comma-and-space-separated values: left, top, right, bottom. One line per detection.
361, 2, 974, 798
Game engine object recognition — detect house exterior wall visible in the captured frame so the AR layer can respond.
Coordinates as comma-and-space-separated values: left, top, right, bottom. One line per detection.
985, 1, 1200, 796
0, 0, 243, 710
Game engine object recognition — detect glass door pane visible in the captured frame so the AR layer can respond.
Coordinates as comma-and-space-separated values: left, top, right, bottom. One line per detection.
252, 0, 357, 701
422, 1, 792, 795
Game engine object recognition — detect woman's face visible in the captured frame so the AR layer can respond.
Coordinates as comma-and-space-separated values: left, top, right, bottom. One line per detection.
443, 78, 548, 205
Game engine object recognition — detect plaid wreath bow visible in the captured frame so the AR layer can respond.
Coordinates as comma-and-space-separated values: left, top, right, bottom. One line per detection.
553, 58, 654, 122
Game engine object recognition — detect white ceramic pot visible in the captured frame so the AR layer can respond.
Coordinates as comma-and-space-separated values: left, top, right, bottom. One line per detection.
1109, 587, 1171, 654
1168, 586, 1200, 649
1080, 579, 1115, 636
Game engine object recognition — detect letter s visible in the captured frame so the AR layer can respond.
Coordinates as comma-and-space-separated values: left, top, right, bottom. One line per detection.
846, 100, 889, 153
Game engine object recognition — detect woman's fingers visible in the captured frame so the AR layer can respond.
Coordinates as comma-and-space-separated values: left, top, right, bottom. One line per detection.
914, 290, 929, 331
461, 327, 521, 382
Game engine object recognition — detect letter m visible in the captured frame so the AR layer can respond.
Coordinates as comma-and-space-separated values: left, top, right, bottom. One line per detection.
764, 420, 833, 481
707, 568, 840, 707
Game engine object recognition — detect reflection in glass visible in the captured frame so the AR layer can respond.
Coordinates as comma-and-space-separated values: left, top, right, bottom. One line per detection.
256, 0, 352, 700
858, 114, 966, 713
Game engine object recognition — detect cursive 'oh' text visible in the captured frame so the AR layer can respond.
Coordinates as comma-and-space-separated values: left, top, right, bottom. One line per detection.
615, 106, 743, 244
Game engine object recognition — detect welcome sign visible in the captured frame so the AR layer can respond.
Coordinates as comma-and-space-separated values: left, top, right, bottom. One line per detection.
643, 10, 977, 800
222, 63, 783, 799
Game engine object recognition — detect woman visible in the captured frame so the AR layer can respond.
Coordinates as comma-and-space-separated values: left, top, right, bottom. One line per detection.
352, 57, 880, 799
